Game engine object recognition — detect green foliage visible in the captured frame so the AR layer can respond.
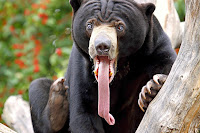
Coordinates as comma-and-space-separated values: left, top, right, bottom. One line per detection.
0, 0, 72, 122
174, 0, 185, 22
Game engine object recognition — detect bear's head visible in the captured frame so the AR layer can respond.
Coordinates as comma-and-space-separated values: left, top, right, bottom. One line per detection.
70, 0, 155, 81
70, 0, 155, 125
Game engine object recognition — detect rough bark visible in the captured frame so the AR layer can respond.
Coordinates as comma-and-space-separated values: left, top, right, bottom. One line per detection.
136, 0, 200, 132
2, 95, 34, 133
0, 123, 16, 133
135, 0, 183, 49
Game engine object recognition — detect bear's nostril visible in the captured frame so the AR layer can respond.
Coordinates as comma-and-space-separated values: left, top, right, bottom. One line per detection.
96, 43, 111, 55
97, 44, 110, 51
95, 36, 111, 56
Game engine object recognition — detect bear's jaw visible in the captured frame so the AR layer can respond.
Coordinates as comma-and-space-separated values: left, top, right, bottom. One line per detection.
93, 56, 116, 83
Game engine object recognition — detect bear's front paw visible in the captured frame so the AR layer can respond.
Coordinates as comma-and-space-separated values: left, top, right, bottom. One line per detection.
48, 77, 69, 131
138, 74, 167, 112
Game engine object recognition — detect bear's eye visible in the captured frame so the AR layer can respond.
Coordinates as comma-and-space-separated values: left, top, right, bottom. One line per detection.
116, 24, 124, 32
87, 23, 93, 30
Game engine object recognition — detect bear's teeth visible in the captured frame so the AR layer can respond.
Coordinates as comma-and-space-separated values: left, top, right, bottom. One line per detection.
93, 56, 115, 82
93, 58, 100, 81
109, 72, 113, 77
94, 68, 112, 79
94, 69, 98, 76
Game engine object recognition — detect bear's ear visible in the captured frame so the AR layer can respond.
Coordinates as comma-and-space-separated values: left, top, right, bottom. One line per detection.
141, 3, 155, 17
69, 0, 83, 12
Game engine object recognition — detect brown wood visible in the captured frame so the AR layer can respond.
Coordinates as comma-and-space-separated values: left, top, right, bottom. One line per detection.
136, 0, 200, 132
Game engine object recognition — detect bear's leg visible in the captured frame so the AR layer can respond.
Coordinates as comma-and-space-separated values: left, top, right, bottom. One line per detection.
138, 74, 167, 112
29, 77, 69, 133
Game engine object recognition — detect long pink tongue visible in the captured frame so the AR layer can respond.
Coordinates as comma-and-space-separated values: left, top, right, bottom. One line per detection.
98, 57, 115, 125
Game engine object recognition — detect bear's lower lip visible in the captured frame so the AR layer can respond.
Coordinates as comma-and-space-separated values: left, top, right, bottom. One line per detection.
93, 56, 115, 83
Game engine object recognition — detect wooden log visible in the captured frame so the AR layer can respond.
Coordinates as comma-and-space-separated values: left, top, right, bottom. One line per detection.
135, 0, 183, 49
136, 0, 200, 132
2, 95, 34, 133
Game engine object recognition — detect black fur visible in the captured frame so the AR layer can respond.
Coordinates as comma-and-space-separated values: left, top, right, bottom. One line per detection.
29, 0, 176, 132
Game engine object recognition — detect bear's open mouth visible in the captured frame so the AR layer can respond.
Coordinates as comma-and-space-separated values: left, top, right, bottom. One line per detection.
93, 56, 115, 83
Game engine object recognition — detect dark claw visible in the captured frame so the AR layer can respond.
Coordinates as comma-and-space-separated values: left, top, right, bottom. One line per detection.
153, 74, 167, 85
141, 86, 147, 99
146, 81, 152, 94
51, 77, 66, 92
64, 86, 69, 90
60, 78, 66, 83
153, 75, 160, 85
138, 74, 167, 111
138, 93, 145, 112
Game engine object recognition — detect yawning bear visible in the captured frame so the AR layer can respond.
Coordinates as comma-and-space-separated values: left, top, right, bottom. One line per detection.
29, 0, 177, 132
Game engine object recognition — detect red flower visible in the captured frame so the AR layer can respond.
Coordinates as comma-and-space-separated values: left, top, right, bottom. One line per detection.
0, 102, 3, 108
10, 25, 15, 32
34, 65, 40, 73
32, 40, 42, 56
12, 44, 24, 49
15, 59, 26, 69
28, 76, 33, 82
15, 59, 24, 65
13, 4, 18, 9
70, 12, 73, 17
37, 32, 42, 37
3, 20, 7, 26
31, 35, 36, 40
38, 13, 48, 25
24, 9, 30, 16
44, 0, 50, 4
175, 48, 179, 54
52, 75, 58, 80
21, 30, 25, 35
15, 52, 24, 57
34, 45, 41, 56
12, 44, 18, 49
42, 18, 48, 25
32, 3, 39, 9
56, 48, 62, 56
33, 58, 39, 65
9, 88, 15, 94
38, 13, 48, 19
40, 4, 47, 10
18, 90, 24, 95
34, 39, 41, 45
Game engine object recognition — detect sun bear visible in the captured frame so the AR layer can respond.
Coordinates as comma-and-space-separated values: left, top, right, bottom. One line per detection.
29, 0, 177, 132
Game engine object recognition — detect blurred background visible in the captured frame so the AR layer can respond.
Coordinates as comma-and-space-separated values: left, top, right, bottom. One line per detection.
0, 0, 185, 124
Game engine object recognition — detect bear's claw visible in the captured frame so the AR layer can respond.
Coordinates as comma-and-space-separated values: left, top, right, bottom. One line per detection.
138, 74, 167, 112
51, 77, 67, 92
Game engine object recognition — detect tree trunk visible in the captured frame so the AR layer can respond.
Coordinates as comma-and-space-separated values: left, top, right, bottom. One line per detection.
2, 95, 34, 133
136, 0, 200, 132
0, 123, 16, 133
135, 0, 183, 49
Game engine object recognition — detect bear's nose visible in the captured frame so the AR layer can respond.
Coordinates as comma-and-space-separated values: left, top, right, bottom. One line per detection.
94, 35, 111, 56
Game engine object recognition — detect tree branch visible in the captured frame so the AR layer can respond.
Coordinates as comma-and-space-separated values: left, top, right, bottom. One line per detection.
0, 123, 16, 133
136, 0, 200, 132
